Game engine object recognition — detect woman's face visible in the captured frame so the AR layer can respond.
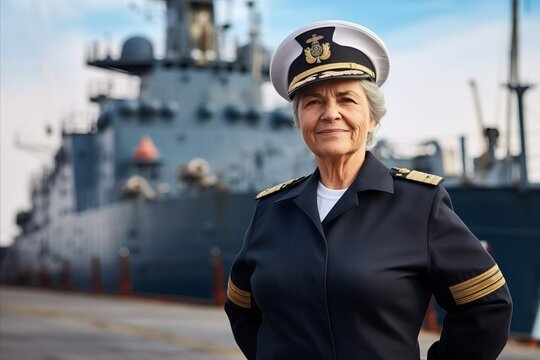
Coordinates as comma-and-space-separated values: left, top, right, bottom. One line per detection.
297, 79, 375, 161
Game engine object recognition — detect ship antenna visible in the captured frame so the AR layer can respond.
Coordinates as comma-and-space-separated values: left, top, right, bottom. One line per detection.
158, 0, 190, 60
128, 1, 159, 23
216, 0, 232, 62
159, 0, 217, 63
506, 0, 534, 190
247, 1, 262, 105
468, 79, 490, 172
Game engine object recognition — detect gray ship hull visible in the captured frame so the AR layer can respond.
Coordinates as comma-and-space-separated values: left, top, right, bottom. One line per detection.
1, 191, 256, 301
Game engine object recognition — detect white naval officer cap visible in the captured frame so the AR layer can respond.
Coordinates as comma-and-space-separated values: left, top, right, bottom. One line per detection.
269, 20, 390, 101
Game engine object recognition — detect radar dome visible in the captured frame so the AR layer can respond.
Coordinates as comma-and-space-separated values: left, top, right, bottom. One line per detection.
121, 36, 154, 60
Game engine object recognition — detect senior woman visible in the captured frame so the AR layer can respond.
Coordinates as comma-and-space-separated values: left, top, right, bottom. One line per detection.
225, 20, 512, 360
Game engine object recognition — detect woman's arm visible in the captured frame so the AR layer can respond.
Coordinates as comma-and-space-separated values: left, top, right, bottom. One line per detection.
426, 187, 512, 360
224, 281, 261, 359
224, 209, 261, 360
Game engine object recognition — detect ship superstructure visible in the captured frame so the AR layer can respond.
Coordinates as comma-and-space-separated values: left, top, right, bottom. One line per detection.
2, 0, 313, 300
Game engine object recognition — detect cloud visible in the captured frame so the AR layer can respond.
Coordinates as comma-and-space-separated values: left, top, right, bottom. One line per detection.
0, 0, 153, 246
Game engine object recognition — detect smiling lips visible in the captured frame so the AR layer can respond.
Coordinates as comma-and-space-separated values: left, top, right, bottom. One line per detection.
317, 129, 349, 135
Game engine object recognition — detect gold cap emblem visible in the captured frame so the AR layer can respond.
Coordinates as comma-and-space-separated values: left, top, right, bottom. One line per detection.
304, 34, 331, 64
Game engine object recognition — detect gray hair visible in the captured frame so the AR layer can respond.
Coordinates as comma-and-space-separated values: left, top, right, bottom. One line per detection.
291, 79, 386, 146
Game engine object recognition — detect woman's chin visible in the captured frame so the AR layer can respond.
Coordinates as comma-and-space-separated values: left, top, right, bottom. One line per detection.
315, 147, 359, 160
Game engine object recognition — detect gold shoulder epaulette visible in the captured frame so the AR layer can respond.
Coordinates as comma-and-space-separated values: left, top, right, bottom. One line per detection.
391, 167, 444, 186
255, 177, 304, 200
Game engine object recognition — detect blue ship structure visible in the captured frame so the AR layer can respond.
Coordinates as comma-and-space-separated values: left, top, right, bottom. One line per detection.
1, 0, 538, 340
1, 0, 314, 300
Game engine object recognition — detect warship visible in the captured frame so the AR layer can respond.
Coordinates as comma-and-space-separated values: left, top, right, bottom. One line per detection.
1, 0, 538, 340
0, 0, 315, 300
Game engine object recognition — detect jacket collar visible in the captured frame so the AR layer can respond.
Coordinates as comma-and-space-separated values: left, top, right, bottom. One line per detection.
273, 152, 394, 232
272, 169, 317, 203
352, 151, 394, 194
274, 151, 393, 204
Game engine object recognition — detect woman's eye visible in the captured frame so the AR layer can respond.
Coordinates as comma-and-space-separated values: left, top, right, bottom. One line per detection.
305, 99, 321, 106
340, 97, 356, 103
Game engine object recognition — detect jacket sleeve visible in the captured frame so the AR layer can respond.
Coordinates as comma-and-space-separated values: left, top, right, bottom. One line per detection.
224, 208, 261, 360
426, 186, 512, 360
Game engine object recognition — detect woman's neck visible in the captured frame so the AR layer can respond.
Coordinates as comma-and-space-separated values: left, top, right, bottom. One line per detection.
316, 151, 366, 189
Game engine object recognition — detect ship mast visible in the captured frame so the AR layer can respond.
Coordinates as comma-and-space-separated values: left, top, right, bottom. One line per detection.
247, 1, 262, 105
161, 0, 216, 63
506, 0, 532, 190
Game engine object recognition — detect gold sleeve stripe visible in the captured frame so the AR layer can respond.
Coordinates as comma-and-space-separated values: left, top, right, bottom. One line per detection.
227, 278, 251, 309
227, 288, 251, 308
453, 271, 504, 301
228, 277, 250, 297
228, 284, 250, 302
227, 289, 250, 308
454, 276, 506, 305
449, 264, 506, 305
449, 264, 499, 293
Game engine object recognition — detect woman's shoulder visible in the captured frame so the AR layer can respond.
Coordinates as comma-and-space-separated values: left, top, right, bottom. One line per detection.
389, 167, 450, 215
255, 176, 308, 201
390, 166, 447, 202
390, 166, 444, 187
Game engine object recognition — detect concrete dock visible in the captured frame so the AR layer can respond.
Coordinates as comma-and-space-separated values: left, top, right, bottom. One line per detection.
1, 286, 537, 359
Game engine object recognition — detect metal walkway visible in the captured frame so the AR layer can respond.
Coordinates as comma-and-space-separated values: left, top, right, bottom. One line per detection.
1, 287, 537, 359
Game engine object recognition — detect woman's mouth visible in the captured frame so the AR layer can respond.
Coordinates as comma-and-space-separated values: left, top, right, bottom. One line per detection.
317, 129, 348, 135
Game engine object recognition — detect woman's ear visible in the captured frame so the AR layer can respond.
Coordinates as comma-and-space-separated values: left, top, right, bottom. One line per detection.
369, 117, 377, 132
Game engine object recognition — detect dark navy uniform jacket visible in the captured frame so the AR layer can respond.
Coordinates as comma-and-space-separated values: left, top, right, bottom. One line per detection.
225, 152, 512, 360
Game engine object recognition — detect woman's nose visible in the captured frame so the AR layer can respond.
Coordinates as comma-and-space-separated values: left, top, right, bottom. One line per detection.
320, 101, 341, 122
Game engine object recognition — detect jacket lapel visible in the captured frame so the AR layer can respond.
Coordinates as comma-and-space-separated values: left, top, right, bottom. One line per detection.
272, 152, 394, 238
292, 171, 326, 240
322, 152, 394, 226
321, 186, 359, 226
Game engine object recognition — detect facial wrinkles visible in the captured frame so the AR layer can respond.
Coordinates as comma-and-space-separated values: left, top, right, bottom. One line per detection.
314, 92, 365, 137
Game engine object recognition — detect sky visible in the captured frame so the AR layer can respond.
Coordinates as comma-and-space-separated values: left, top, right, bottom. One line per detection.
1, 0, 539, 246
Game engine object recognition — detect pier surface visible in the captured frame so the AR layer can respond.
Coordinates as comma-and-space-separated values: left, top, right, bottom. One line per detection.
1, 286, 537, 360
